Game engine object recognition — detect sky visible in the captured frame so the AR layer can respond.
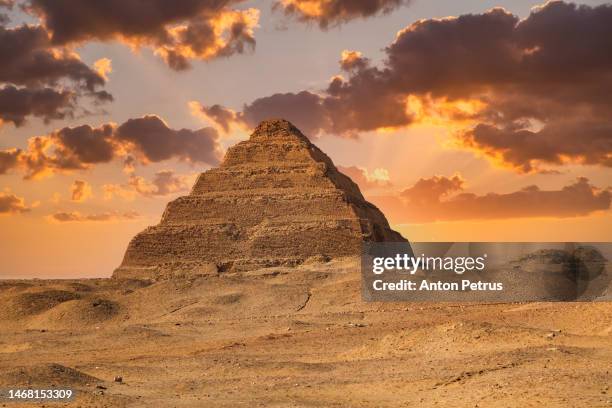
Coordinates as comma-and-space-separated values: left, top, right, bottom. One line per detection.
0, 0, 610, 278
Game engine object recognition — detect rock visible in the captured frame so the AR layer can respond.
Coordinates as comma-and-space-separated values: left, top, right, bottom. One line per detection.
113, 119, 407, 280
114, 376, 122, 383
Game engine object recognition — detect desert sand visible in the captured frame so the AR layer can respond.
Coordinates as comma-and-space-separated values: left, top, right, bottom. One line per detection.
1, 120, 610, 407
1, 258, 611, 407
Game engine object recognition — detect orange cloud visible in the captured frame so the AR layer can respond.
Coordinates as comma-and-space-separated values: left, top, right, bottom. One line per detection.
48, 210, 140, 223
370, 176, 611, 223
337, 165, 391, 191
339, 50, 369, 71
104, 170, 195, 200
0, 190, 31, 214
70, 180, 92, 202
27, 0, 259, 71
0, 115, 223, 179
189, 101, 247, 135
456, 122, 612, 173
93, 58, 112, 81
275, 0, 410, 28
203, 2, 612, 171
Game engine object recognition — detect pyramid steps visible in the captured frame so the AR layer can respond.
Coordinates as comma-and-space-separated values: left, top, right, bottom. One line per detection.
160, 190, 355, 225
113, 119, 407, 279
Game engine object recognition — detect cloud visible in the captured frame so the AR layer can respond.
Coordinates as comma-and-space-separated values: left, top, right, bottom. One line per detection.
0, 22, 111, 126
400, 175, 463, 205
0, 115, 223, 179
70, 179, 92, 202
370, 176, 611, 223
192, 91, 332, 138
128, 170, 194, 197
49, 210, 140, 222
103, 170, 195, 199
0, 149, 21, 174
0, 85, 75, 126
114, 116, 222, 164
274, 0, 409, 28
202, 1, 612, 171
93, 57, 112, 81
337, 165, 391, 190
190, 102, 244, 134
0, 23, 106, 89
339, 49, 369, 71
25, 0, 260, 70
458, 121, 612, 173
102, 184, 135, 201
0, 190, 30, 214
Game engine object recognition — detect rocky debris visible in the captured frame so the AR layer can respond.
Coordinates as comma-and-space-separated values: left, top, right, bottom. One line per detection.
114, 119, 406, 280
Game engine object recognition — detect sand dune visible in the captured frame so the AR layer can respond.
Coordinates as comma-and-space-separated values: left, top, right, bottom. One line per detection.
0, 258, 610, 407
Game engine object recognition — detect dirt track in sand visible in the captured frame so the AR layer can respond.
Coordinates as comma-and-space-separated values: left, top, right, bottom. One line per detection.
0, 258, 611, 407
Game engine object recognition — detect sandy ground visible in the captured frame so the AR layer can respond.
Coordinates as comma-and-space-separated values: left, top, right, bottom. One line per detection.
0, 258, 610, 407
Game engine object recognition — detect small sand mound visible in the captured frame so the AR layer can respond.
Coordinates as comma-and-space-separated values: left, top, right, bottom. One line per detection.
27, 298, 119, 330
6, 290, 80, 318
0, 363, 100, 387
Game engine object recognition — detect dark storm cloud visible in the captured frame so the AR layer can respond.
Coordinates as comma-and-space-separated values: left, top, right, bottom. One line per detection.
371, 176, 611, 223
25, 0, 260, 70
274, 0, 409, 28
0, 115, 223, 179
203, 1, 612, 170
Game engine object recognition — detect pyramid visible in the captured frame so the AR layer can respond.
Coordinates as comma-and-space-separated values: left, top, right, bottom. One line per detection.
113, 119, 406, 279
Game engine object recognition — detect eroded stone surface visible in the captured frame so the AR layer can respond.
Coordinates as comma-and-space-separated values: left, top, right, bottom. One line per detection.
113, 119, 406, 279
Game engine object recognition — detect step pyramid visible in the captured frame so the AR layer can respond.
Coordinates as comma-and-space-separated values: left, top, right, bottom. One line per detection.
113, 119, 406, 279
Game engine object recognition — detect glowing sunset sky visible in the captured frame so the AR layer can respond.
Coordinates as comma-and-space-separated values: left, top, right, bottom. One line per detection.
0, 0, 610, 278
